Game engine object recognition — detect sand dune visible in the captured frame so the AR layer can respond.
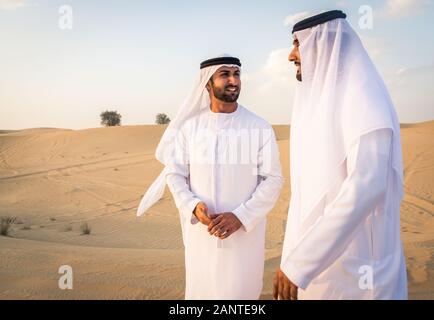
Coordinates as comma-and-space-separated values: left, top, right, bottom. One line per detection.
0, 122, 433, 299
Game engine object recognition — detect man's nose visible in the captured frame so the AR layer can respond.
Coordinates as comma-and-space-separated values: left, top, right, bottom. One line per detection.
228, 76, 239, 85
288, 47, 298, 62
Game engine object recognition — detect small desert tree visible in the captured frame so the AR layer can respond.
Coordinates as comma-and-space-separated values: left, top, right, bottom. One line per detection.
80, 222, 91, 235
1, 216, 16, 236
155, 113, 171, 125
100, 110, 122, 127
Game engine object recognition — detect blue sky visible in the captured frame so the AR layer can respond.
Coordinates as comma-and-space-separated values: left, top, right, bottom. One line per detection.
1, 0, 433, 129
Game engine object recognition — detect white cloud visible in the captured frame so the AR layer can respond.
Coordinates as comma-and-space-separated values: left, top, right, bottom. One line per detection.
336, 0, 349, 8
385, 62, 434, 122
379, 0, 432, 19
283, 11, 311, 27
262, 48, 292, 77
395, 63, 434, 76
241, 48, 295, 124
358, 35, 388, 59
0, 0, 27, 10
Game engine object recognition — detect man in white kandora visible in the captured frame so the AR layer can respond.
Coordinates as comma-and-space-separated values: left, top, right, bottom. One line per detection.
137, 54, 283, 299
273, 10, 408, 300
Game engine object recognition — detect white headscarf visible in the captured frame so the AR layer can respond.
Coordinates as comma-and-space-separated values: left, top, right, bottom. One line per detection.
136, 54, 241, 216
289, 18, 403, 236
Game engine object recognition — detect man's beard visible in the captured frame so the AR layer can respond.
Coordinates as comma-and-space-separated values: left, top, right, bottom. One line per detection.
296, 73, 302, 82
211, 83, 240, 103
296, 66, 302, 82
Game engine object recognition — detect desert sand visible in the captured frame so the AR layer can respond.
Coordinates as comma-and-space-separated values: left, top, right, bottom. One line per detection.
0, 122, 433, 299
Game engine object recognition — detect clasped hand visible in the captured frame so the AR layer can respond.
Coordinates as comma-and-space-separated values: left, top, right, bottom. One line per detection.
193, 202, 242, 239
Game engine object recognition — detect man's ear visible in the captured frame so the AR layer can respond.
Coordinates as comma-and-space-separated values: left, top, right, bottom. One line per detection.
205, 80, 211, 92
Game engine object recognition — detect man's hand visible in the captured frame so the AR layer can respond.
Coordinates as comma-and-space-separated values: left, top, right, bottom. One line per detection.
273, 267, 298, 300
193, 202, 212, 226
207, 212, 242, 239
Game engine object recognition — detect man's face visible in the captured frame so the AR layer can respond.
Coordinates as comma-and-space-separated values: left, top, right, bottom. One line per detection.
288, 37, 302, 81
207, 66, 241, 103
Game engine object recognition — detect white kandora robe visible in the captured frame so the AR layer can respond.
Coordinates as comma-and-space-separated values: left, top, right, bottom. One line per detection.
166, 105, 283, 299
280, 18, 407, 299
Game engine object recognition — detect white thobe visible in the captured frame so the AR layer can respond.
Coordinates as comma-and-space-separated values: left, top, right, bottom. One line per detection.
281, 129, 408, 299
166, 105, 283, 300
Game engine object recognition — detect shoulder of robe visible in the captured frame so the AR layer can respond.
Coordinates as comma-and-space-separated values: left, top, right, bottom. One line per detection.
240, 105, 273, 130
180, 108, 209, 132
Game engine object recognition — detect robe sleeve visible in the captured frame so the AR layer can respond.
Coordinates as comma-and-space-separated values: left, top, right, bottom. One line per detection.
165, 125, 202, 225
280, 128, 392, 289
232, 127, 284, 233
